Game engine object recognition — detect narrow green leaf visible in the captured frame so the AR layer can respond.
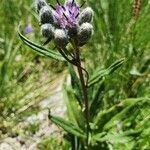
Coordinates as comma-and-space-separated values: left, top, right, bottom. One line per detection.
93, 97, 150, 131
103, 97, 150, 130
108, 58, 125, 74
88, 58, 125, 87
18, 30, 65, 61
93, 103, 123, 132
92, 130, 140, 143
93, 98, 147, 130
90, 80, 105, 118
63, 83, 85, 129
49, 114, 86, 138
68, 63, 82, 107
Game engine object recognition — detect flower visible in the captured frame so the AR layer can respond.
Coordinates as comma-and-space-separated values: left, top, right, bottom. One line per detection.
53, 0, 80, 28
36, 0, 94, 47
24, 24, 33, 34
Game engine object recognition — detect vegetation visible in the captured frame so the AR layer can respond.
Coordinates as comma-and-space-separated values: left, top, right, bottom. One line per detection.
0, 0, 150, 149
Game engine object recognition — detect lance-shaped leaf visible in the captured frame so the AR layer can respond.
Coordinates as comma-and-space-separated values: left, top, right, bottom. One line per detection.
93, 102, 123, 132
62, 64, 85, 129
48, 113, 86, 138
63, 84, 85, 129
18, 30, 65, 61
88, 58, 125, 87
90, 80, 105, 118
68, 63, 83, 107
103, 97, 150, 130
92, 130, 141, 144
93, 97, 150, 132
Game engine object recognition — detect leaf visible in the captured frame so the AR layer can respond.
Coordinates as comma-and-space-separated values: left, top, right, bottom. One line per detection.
103, 97, 150, 130
92, 130, 140, 144
68, 63, 82, 107
48, 113, 86, 138
90, 80, 105, 118
93, 97, 150, 131
93, 98, 146, 131
63, 83, 85, 129
93, 103, 123, 132
18, 29, 65, 61
88, 58, 125, 87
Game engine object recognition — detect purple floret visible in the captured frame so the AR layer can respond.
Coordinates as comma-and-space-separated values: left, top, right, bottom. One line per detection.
53, 0, 80, 28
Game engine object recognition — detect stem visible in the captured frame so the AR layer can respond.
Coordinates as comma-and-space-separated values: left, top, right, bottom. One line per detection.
74, 43, 90, 148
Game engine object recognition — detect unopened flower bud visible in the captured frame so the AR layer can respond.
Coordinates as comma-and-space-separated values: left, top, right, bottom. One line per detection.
78, 7, 93, 25
39, 6, 54, 24
54, 29, 68, 48
77, 23, 93, 46
41, 24, 54, 38
68, 25, 78, 38
36, 0, 47, 13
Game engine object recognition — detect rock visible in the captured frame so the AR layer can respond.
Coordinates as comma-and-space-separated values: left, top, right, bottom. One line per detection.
0, 137, 22, 150
0, 143, 12, 150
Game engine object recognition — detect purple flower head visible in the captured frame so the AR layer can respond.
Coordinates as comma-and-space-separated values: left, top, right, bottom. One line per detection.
53, 0, 80, 28
37, 0, 94, 47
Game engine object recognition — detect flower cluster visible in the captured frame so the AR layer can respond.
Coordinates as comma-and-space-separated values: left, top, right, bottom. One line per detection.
36, 0, 94, 47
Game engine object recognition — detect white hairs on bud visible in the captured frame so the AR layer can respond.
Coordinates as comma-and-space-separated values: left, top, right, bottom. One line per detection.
54, 29, 68, 47
39, 6, 54, 24
35, 0, 47, 12
77, 22, 93, 46
78, 7, 94, 25
41, 24, 54, 38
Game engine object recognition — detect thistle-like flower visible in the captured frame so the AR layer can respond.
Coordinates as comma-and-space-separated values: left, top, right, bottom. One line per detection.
53, 0, 80, 29
36, 0, 94, 47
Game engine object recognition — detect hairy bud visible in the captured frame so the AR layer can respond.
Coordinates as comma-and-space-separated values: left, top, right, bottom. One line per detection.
41, 24, 54, 38
39, 6, 54, 24
77, 23, 93, 46
54, 29, 68, 48
78, 7, 93, 25
68, 25, 78, 38
36, 0, 47, 13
